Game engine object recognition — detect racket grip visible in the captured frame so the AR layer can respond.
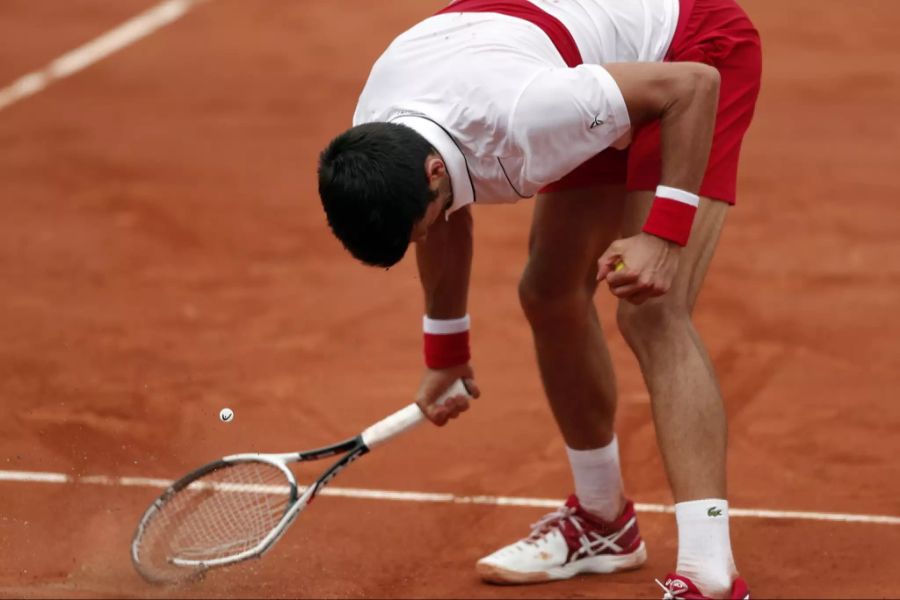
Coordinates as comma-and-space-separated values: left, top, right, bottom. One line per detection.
360, 379, 470, 450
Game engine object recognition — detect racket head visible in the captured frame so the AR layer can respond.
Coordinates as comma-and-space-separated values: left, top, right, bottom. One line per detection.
131, 455, 299, 584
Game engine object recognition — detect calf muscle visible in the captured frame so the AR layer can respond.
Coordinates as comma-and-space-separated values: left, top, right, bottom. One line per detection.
618, 191, 730, 500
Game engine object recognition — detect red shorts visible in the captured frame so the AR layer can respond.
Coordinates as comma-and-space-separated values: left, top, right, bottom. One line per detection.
541, 0, 763, 204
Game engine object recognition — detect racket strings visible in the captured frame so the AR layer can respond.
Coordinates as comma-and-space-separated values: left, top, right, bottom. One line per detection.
133, 461, 294, 582
173, 471, 287, 558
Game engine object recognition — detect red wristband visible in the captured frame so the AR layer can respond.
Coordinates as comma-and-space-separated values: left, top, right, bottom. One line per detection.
641, 186, 699, 247
423, 315, 471, 369
423, 331, 470, 369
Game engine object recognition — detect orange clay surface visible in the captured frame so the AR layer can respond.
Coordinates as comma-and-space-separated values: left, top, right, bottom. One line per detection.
1, 1, 898, 598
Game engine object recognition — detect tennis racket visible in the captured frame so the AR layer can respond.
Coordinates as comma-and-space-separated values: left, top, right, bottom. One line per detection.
131, 379, 470, 584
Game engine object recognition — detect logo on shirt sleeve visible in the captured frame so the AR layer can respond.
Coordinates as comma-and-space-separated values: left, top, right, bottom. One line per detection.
589, 114, 604, 129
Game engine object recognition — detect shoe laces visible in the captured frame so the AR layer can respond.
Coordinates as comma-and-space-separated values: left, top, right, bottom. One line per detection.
526, 504, 633, 560
526, 505, 581, 543
655, 578, 684, 599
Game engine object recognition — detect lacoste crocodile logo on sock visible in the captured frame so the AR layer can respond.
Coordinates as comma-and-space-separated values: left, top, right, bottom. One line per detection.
707, 506, 723, 517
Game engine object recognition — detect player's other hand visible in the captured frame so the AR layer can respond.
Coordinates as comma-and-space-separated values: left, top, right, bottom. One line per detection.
416, 365, 480, 426
597, 232, 681, 305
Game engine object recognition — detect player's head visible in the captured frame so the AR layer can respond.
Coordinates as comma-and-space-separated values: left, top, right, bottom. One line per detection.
318, 122, 449, 268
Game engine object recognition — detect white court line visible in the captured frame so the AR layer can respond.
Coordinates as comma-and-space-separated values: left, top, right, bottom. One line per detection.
1, 469, 898, 526
0, 0, 207, 112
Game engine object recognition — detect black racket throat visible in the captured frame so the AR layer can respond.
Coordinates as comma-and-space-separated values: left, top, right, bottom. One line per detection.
312, 440, 369, 492
295, 434, 366, 461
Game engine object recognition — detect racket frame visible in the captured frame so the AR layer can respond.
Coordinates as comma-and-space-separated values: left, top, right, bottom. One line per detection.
166, 440, 367, 569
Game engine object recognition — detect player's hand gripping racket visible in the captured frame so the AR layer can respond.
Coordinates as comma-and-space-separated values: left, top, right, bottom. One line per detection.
131, 379, 471, 584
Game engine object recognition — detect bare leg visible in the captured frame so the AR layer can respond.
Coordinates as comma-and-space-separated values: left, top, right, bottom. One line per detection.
474, 185, 645, 585
616, 192, 729, 501
519, 184, 625, 450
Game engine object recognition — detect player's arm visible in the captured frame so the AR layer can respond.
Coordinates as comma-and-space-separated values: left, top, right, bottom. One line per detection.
596, 62, 720, 303
414, 205, 481, 426
606, 62, 719, 193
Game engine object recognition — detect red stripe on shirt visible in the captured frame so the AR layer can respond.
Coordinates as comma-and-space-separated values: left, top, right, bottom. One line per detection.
435, 0, 583, 67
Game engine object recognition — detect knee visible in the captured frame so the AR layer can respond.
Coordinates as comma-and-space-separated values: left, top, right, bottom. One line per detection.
616, 298, 691, 350
518, 267, 595, 327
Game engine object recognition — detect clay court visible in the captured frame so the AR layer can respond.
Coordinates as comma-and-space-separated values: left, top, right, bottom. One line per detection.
1, 0, 898, 598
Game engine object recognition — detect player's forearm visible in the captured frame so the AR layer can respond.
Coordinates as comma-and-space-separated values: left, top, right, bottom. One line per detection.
606, 62, 719, 246
415, 206, 473, 319
656, 63, 720, 192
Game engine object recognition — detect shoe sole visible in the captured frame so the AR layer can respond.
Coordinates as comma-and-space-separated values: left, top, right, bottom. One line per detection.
476, 541, 648, 585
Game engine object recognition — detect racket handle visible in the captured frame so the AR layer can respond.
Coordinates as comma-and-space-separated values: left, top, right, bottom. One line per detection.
361, 379, 470, 450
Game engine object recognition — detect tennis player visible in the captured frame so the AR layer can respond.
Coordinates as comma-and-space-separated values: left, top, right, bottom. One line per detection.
318, 0, 761, 597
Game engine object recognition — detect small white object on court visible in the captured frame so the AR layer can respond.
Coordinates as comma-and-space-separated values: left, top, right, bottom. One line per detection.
219, 407, 234, 423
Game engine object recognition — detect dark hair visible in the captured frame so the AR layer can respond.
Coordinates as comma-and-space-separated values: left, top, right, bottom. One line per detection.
318, 122, 437, 267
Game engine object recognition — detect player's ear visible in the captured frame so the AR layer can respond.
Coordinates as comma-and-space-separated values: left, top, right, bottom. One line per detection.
424, 154, 445, 185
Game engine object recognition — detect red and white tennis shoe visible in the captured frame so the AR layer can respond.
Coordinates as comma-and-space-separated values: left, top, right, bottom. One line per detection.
655, 573, 750, 599
476, 495, 647, 584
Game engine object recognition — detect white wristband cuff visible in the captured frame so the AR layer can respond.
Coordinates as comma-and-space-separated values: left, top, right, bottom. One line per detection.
423, 314, 470, 335
656, 185, 700, 207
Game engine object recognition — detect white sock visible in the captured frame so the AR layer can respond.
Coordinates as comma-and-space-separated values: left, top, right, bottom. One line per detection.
566, 436, 625, 522
675, 499, 738, 598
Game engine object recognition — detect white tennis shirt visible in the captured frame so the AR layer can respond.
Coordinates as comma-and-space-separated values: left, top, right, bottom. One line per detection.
353, 0, 679, 215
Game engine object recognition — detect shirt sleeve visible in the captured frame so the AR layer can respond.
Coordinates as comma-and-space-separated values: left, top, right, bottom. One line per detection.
508, 64, 631, 186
